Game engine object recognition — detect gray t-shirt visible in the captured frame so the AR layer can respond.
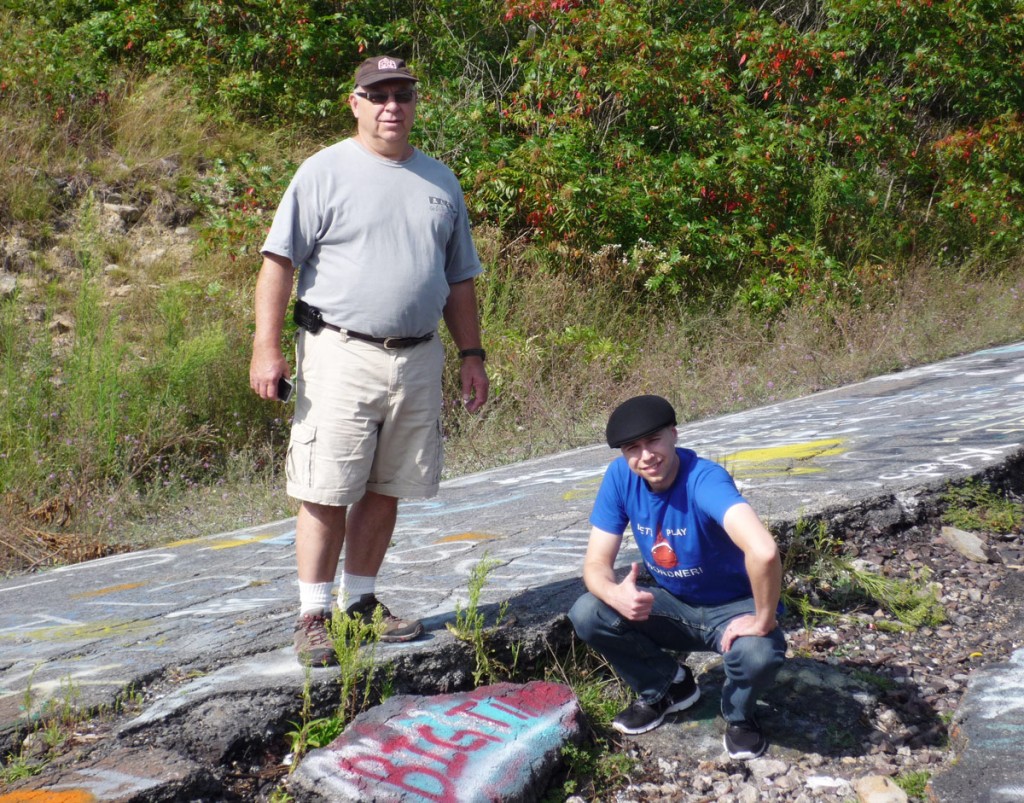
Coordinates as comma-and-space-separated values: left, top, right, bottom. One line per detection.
261, 138, 481, 338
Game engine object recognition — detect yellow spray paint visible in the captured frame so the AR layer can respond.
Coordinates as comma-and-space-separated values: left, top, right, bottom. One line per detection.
435, 533, 500, 543
11, 619, 150, 643
71, 582, 146, 599
163, 533, 281, 550
721, 438, 847, 479
563, 477, 602, 501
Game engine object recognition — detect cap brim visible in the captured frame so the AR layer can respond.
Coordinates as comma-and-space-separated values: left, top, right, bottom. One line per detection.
359, 74, 418, 86
609, 424, 668, 449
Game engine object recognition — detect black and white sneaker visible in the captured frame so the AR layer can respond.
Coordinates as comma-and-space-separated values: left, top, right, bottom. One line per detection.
724, 718, 767, 759
612, 664, 701, 735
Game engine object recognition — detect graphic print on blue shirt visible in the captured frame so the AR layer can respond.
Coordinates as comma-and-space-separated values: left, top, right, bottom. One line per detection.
590, 448, 754, 604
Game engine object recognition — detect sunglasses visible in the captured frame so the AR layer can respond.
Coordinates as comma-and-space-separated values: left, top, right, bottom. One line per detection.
354, 89, 416, 104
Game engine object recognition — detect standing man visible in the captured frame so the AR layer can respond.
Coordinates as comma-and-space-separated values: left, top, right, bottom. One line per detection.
568, 395, 785, 759
249, 55, 488, 666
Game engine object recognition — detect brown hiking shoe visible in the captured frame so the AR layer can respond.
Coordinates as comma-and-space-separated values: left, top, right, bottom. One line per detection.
293, 612, 337, 666
344, 594, 423, 643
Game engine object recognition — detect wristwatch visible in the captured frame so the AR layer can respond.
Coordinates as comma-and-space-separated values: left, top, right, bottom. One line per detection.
459, 348, 486, 361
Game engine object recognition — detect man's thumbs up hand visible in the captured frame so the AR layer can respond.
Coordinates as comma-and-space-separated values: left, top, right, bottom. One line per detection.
613, 562, 655, 621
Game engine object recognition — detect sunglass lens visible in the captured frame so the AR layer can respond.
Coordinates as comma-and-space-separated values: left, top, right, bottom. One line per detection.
363, 90, 414, 104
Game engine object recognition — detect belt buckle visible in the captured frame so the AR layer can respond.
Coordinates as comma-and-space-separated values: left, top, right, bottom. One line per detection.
382, 336, 401, 349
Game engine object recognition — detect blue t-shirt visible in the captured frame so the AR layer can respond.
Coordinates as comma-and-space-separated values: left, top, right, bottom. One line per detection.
590, 448, 751, 604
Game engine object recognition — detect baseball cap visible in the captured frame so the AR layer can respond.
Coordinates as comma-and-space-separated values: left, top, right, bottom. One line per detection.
354, 56, 418, 87
606, 395, 677, 448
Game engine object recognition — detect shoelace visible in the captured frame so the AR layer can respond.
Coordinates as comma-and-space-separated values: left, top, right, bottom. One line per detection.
300, 614, 332, 648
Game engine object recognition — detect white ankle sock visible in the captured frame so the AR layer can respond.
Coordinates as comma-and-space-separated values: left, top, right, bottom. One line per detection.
298, 581, 333, 616
342, 573, 376, 609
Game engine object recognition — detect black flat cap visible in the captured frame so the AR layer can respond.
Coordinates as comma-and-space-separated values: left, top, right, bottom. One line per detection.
606, 395, 677, 448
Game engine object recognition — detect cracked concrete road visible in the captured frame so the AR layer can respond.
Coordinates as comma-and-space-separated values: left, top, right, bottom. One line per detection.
3, 342, 1024, 800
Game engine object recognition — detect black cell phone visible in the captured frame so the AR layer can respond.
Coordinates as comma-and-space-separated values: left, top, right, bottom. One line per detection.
277, 376, 294, 403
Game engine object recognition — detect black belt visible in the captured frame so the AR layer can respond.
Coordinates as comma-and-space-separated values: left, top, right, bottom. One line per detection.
321, 321, 434, 349
294, 300, 432, 349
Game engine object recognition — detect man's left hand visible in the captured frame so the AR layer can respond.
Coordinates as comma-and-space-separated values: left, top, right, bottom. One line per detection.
720, 614, 776, 653
460, 359, 489, 413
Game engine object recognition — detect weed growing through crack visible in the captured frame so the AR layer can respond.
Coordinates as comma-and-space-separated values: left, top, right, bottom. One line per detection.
1, 675, 86, 783
824, 722, 858, 752
1, 678, 146, 783
331, 604, 385, 723
849, 668, 898, 693
285, 605, 386, 768
284, 665, 318, 766
542, 640, 635, 800
0, 751, 40, 784
848, 566, 945, 628
447, 555, 513, 685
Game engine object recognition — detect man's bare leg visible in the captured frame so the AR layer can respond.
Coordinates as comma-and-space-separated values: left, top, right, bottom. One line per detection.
292, 500, 347, 664
296, 500, 347, 583
343, 491, 398, 576
341, 491, 422, 640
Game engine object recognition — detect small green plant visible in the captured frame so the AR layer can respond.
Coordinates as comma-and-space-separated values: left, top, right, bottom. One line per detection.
0, 750, 43, 783
872, 619, 914, 634
332, 605, 386, 725
824, 721, 858, 751
554, 741, 635, 801
285, 607, 384, 766
545, 642, 630, 732
849, 668, 897, 693
542, 641, 636, 800
284, 664, 318, 766
1, 675, 88, 782
447, 555, 510, 685
286, 714, 343, 756
942, 480, 1024, 534
895, 769, 931, 799
116, 685, 145, 713
782, 520, 946, 628
846, 566, 945, 628
28, 676, 84, 753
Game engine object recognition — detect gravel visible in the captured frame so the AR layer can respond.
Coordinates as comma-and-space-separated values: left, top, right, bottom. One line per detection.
597, 519, 1024, 802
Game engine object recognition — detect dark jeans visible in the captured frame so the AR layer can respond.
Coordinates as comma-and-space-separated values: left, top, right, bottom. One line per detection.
569, 587, 786, 723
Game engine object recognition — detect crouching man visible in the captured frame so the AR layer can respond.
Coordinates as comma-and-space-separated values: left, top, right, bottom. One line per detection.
568, 395, 786, 759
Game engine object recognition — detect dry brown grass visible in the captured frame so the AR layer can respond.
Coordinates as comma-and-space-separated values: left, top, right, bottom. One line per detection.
0, 494, 132, 574
3, 77, 1024, 576
442, 245, 1024, 478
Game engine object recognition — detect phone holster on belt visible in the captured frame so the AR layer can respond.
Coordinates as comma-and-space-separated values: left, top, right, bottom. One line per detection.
294, 299, 324, 334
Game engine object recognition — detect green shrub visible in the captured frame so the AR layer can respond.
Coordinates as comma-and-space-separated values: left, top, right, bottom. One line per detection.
942, 480, 1024, 535
3, 0, 1024, 550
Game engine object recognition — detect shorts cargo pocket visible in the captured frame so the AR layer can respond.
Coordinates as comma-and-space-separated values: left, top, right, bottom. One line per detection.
429, 417, 444, 486
286, 422, 317, 488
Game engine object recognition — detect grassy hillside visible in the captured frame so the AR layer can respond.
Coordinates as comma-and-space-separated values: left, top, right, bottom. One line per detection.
1, 0, 1023, 573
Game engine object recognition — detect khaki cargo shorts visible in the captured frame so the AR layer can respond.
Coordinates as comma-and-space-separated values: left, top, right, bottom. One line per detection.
285, 328, 444, 506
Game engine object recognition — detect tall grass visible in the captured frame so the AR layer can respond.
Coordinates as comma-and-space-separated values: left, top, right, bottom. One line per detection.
440, 238, 1024, 477
2, 74, 1024, 572
0, 180, 290, 563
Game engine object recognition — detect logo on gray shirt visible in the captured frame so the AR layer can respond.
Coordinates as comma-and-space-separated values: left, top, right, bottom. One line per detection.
429, 196, 457, 216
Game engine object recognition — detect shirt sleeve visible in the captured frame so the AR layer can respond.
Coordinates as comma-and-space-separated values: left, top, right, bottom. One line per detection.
693, 460, 748, 525
443, 188, 482, 285
261, 163, 322, 268
589, 460, 629, 536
